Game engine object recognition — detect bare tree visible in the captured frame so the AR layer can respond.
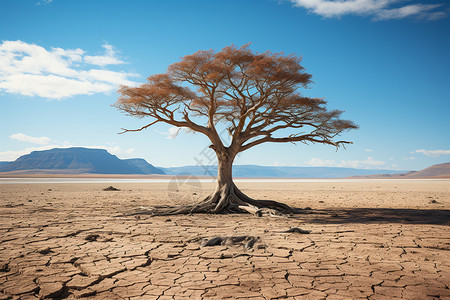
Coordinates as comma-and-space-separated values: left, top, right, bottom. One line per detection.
114, 44, 358, 215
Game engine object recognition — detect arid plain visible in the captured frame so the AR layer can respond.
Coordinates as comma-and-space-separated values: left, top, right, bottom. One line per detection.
0, 179, 449, 299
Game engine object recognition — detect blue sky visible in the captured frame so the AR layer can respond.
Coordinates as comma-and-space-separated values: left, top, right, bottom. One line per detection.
1, 0, 449, 171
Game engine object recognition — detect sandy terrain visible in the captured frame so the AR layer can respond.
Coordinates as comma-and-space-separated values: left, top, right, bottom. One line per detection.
0, 179, 449, 299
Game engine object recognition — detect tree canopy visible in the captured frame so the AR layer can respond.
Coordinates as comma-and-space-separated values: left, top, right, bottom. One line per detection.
115, 44, 357, 156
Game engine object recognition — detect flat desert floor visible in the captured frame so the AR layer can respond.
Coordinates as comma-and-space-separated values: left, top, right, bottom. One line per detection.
0, 179, 449, 299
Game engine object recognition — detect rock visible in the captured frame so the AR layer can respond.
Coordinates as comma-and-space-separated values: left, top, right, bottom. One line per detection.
102, 186, 120, 191
85, 234, 100, 241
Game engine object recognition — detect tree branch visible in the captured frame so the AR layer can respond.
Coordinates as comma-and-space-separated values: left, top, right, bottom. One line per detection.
240, 134, 352, 152
118, 120, 159, 134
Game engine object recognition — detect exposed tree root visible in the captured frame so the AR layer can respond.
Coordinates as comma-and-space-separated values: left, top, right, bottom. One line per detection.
120, 182, 300, 217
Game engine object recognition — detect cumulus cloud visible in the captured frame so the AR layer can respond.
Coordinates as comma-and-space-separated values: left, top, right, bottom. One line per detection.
289, 0, 446, 20
0, 40, 139, 99
306, 156, 386, 169
415, 149, 450, 157
9, 133, 52, 145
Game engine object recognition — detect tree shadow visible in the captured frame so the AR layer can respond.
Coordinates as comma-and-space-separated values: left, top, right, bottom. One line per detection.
296, 208, 450, 225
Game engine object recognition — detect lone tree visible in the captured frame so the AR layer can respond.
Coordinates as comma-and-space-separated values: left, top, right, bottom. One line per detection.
115, 44, 358, 215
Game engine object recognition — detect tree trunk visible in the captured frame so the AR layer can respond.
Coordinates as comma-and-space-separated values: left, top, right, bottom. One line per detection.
123, 150, 296, 216
217, 154, 234, 187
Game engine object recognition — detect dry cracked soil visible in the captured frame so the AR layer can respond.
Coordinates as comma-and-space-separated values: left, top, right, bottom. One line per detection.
0, 180, 449, 299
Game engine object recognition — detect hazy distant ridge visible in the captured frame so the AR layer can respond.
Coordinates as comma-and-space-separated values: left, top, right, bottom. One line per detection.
161, 165, 410, 178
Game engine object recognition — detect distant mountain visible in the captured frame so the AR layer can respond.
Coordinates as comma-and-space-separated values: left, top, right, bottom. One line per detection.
0, 162, 11, 167
0, 148, 165, 175
406, 162, 450, 177
161, 165, 409, 178
123, 158, 165, 175
352, 162, 450, 178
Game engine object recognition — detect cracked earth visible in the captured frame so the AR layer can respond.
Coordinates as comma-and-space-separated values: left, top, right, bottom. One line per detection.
0, 180, 449, 299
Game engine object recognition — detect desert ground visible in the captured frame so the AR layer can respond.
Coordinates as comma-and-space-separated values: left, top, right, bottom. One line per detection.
0, 179, 449, 299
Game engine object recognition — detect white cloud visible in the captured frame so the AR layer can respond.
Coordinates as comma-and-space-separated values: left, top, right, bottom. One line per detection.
289, 0, 446, 20
403, 156, 415, 160
364, 149, 373, 152
415, 149, 450, 157
166, 127, 181, 139
9, 133, 52, 145
0, 40, 139, 99
306, 156, 386, 169
36, 0, 53, 5
84, 44, 124, 66
125, 148, 136, 155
